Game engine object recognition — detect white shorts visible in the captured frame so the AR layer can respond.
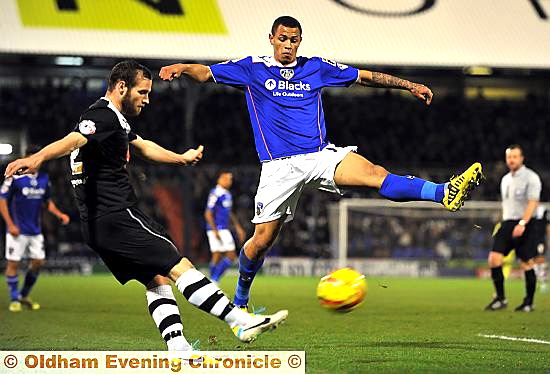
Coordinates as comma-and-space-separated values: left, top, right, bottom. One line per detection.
5, 233, 45, 261
253, 144, 357, 224
206, 229, 237, 253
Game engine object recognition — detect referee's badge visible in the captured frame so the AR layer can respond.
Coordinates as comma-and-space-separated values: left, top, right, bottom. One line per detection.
280, 69, 294, 80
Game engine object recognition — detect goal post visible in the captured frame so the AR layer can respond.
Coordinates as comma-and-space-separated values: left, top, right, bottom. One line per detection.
330, 199, 510, 268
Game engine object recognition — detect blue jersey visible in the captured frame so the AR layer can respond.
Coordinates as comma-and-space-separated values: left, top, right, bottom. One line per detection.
205, 185, 232, 230
0, 173, 51, 235
210, 56, 359, 162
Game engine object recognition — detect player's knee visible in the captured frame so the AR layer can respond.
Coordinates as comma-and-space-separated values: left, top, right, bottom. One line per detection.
5, 261, 19, 274
488, 252, 503, 267
520, 260, 534, 271
30, 259, 45, 271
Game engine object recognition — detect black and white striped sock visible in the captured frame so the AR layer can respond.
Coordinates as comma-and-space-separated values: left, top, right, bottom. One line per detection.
175, 268, 251, 328
146, 285, 192, 351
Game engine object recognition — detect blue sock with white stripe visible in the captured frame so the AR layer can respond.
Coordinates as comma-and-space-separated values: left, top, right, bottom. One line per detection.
6, 275, 19, 301
234, 248, 264, 307
20, 270, 39, 298
379, 174, 446, 203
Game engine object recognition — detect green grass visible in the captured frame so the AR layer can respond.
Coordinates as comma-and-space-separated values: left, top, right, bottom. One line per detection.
1, 275, 550, 373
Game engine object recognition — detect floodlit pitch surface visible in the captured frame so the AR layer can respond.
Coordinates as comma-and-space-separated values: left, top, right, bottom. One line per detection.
1, 275, 549, 373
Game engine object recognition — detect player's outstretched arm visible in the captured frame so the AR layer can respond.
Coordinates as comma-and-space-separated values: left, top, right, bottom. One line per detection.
130, 136, 204, 165
4, 132, 87, 177
159, 63, 213, 83
357, 69, 433, 105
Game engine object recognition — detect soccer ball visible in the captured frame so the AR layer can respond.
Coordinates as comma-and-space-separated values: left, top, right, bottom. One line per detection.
316, 268, 367, 312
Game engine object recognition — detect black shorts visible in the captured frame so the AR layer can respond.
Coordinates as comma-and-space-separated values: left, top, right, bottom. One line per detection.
81, 207, 182, 285
533, 218, 547, 257
492, 220, 538, 262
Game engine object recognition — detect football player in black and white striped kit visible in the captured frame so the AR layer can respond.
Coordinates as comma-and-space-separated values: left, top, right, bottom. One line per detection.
4, 61, 287, 350
485, 145, 542, 312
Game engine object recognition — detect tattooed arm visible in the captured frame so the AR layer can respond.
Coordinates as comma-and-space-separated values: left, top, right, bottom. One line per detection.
357, 70, 433, 105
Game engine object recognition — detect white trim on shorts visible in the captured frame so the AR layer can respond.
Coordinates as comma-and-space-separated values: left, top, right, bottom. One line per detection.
252, 144, 357, 224
206, 229, 236, 252
5, 233, 45, 261
126, 209, 177, 250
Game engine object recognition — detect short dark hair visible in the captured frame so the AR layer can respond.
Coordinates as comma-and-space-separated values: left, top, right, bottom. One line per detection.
271, 16, 302, 35
218, 169, 232, 176
24, 144, 42, 156
506, 144, 523, 156
108, 60, 152, 91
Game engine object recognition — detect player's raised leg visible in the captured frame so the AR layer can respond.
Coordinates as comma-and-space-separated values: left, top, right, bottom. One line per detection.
233, 218, 285, 309
334, 152, 483, 211
169, 258, 287, 343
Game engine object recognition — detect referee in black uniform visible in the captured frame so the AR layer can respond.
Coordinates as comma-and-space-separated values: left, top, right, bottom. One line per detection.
485, 145, 542, 312
5, 60, 287, 349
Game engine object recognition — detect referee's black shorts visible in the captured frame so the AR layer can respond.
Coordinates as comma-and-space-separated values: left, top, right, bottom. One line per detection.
81, 207, 183, 285
492, 220, 538, 262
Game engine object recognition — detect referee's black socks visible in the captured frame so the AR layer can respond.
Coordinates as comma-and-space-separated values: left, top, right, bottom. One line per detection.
524, 268, 536, 304
491, 266, 505, 300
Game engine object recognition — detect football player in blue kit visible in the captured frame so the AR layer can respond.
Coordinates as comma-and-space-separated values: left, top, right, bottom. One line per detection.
205, 171, 246, 283
1, 146, 70, 312
160, 16, 483, 310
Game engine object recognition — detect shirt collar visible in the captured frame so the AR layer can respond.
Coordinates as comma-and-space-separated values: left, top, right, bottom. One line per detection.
267, 56, 298, 68
101, 96, 131, 133
511, 165, 526, 176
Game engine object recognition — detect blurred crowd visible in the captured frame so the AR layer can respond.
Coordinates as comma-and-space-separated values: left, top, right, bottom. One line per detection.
1, 80, 549, 262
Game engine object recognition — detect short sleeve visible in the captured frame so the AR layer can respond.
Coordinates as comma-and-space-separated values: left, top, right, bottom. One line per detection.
128, 131, 138, 142
206, 192, 218, 210
209, 57, 251, 87
527, 172, 542, 200
73, 108, 117, 144
317, 57, 359, 88
0, 177, 14, 201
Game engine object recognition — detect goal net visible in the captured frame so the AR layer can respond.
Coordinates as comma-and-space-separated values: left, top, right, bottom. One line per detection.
328, 199, 508, 268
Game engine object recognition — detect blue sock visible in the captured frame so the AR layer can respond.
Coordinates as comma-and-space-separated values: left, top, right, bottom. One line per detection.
6, 275, 19, 301
209, 263, 218, 281
216, 257, 233, 280
379, 174, 446, 203
20, 271, 39, 298
234, 248, 264, 306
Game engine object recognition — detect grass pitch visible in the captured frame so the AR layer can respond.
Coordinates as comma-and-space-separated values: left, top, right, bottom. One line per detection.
1, 274, 549, 373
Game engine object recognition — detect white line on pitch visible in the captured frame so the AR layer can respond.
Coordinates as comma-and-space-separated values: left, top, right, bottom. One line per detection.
478, 334, 550, 345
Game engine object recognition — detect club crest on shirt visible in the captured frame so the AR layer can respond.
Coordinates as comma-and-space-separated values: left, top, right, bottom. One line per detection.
256, 202, 264, 216
78, 120, 96, 135
280, 69, 294, 80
